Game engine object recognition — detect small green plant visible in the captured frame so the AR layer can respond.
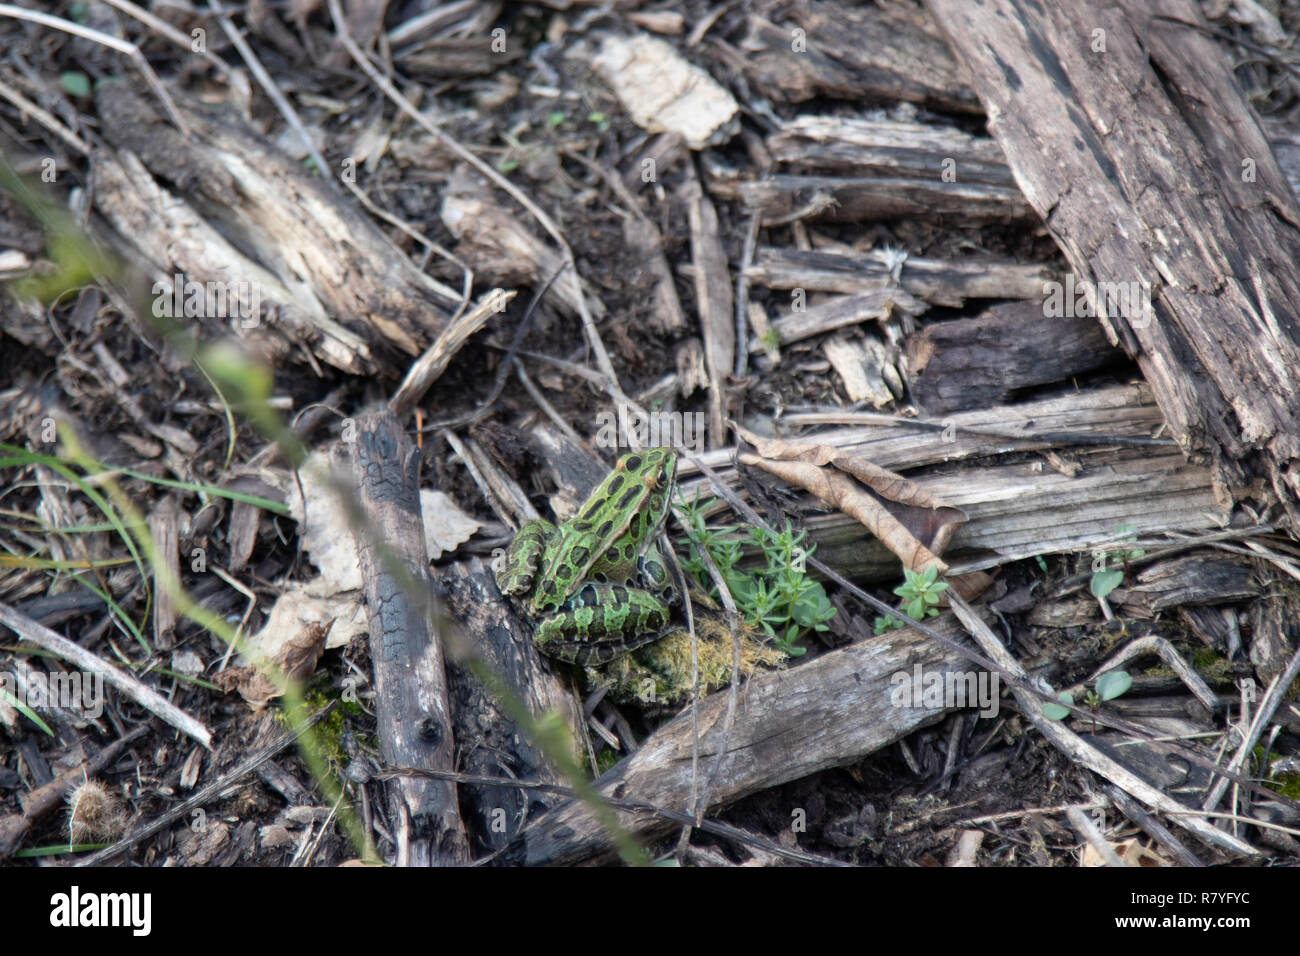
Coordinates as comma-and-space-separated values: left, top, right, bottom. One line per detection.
1089, 523, 1145, 600
546, 110, 566, 129
0, 683, 53, 736
59, 72, 90, 98
1043, 669, 1132, 720
587, 111, 610, 132
873, 566, 948, 634
674, 494, 835, 657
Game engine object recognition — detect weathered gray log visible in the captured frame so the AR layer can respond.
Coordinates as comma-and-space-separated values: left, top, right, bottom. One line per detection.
437, 558, 585, 852
499, 614, 977, 865
926, 0, 1300, 524
351, 408, 468, 865
904, 301, 1122, 414
91, 82, 459, 377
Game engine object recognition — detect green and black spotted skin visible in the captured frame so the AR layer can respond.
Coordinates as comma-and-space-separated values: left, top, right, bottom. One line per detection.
495, 448, 679, 664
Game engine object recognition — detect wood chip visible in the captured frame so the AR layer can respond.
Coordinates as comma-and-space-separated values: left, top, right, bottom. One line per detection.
593, 33, 739, 149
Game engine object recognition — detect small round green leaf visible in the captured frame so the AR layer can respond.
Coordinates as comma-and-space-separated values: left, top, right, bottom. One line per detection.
1090, 568, 1124, 599
60, 72, 90, 98
1042, 691, 1073, 721
1095, 670, 1132, 701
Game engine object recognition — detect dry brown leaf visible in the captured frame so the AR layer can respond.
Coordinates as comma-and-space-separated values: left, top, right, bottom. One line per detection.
214, 620, 330, 710
736, 427, 967, 574
275, 619, 331, 682
213, 667, 278, 710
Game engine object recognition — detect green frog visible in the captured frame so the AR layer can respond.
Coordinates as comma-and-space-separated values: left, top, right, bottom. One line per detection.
495, 448, 679, 665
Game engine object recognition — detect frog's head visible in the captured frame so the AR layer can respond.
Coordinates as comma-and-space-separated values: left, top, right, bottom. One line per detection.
618, 447, 677, 538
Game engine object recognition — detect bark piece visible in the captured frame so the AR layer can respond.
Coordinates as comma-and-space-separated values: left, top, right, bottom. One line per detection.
904, 301, 1121, 414
621, 214, 686, 334
747, 247, 1054, 304
754, 287, 929, 351
441, 165, 601, 320
768, 113, 1016, 185
147, 496, 178, 650
737, 0, 979, 114
678, 389, 1223, 581
683, 177, 735, 445
822, 335, 896, 406
802, 446, 1227, 581
592, 33, 739, 149
710, 173, 1032, 224
500, 613, 977, 865
1111, 555, 1260, 618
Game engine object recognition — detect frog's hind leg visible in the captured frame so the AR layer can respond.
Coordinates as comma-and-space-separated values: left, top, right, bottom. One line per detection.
540, 628, 667, 665
532, 582, 671, 663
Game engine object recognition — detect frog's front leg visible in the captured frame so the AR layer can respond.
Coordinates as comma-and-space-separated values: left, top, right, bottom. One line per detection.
637, 538, 678, 607
494, 518, 556, 598
533, 582, 672, 664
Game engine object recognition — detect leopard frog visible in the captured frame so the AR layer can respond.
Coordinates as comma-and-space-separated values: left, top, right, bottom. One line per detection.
495, 448, 679, 664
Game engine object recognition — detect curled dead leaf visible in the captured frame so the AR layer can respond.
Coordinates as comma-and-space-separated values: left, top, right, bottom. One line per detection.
214, 620, 331, 710
736, 426, 967, 574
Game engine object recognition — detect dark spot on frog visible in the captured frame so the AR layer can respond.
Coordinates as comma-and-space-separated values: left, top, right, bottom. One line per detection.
605, 547, 619, 562
624, 455, 642, 471
595, 520, 613, 539
569, 546, 589, 566
615, 487, 640, 511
